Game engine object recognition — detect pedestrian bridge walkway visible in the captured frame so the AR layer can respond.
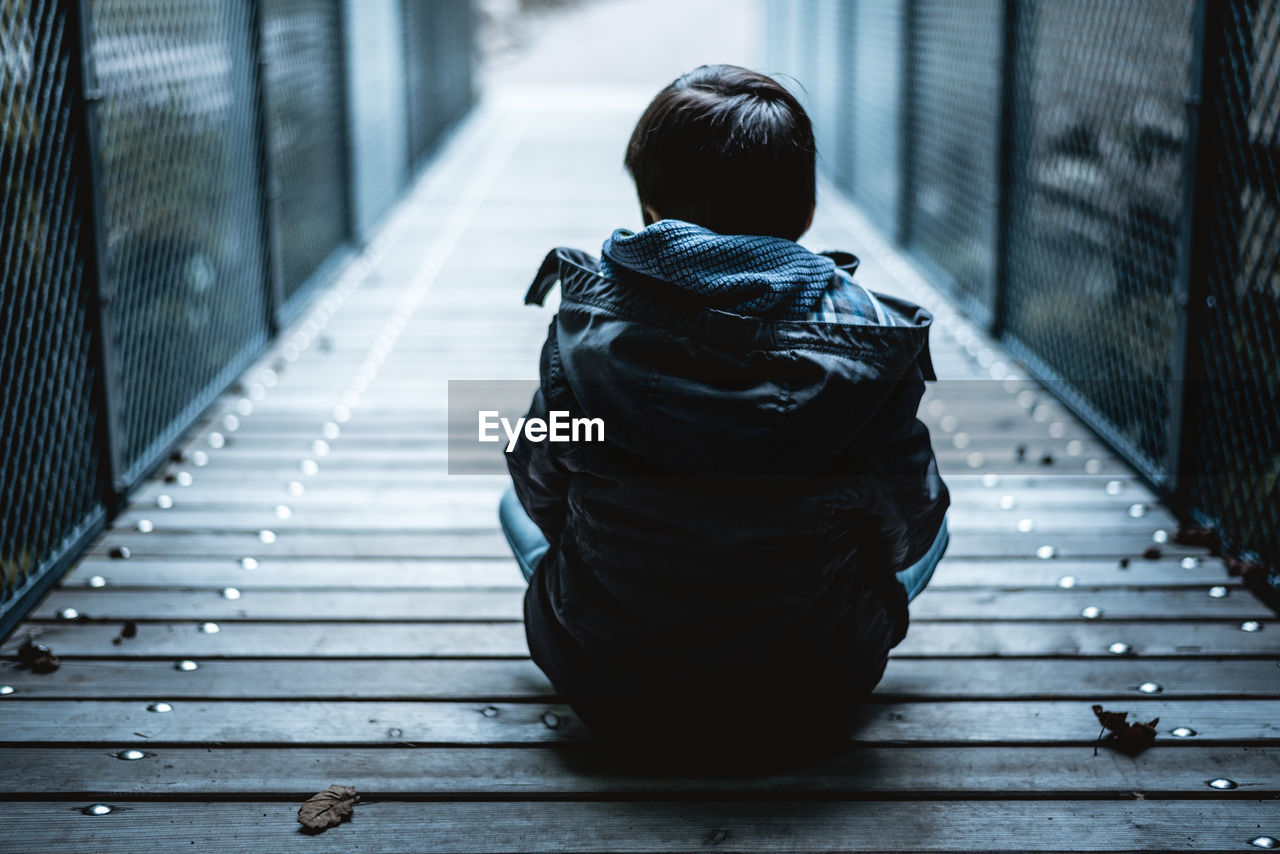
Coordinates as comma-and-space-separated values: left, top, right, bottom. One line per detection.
1, 89, 1276, 852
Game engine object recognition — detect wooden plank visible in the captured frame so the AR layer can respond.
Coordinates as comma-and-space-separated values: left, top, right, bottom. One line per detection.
203, 362, 1062, 387
205, 393, 1078, 417
108, 507, 1177, 535
150, 434, 1111, 457
202, 377, 1072, 401
173, 426, 1109, 454
32, 589, 528, 621
179, 413, 1111, 442
30, 587, 1267, 622
6, 620, 1275, 658
65, 558, 525, 589
924, 558, 1231, 588
0, 699, 1274, 745
162, 440, 1121, 473
125, 479, 1161, 509
0, 800, 1272, 853
3, 658, 1277, 701
1, 621, 533, 658
905, 588, 1263, 620
131, 460, 1145, 483
67, 556, 1227, 593
2, 745, 1275, 798
113, 453, 1134, 480
184, 423, 1100, 448
83, 530, 1207, 559
120, 463, 1136, 492
204, 370, 1049, 391
133, 468, 1158, 498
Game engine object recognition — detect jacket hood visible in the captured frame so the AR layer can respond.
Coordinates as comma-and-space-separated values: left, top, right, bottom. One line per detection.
600, 219, 836, 321
525, 247, 936, 474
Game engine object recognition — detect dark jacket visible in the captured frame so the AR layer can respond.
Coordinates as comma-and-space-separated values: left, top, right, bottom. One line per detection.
507, 247, 949, 741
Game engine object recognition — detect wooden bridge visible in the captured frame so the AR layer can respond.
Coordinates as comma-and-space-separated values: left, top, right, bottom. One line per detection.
1, 62, 1277, 854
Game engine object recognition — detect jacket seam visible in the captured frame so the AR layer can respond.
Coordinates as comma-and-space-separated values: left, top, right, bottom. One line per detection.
558, 294, 888, 360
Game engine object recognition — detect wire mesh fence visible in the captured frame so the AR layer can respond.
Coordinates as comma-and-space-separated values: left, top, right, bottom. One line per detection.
91, 0, 272, 484
767, 0, 1280, 598
904, 0, 1002, 324
404, 0, 475, 172
1001, 0, 1193, 480
1182, 0, 1280, 586
261, 0, 350, 312
0, 0, 477, 636
0, 0, 109, 623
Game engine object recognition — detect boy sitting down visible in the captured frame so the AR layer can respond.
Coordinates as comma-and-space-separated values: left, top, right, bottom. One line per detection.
500, 64, 950, 745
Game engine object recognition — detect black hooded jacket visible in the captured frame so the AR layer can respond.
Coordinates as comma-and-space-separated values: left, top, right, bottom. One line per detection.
507, 247, 949, 740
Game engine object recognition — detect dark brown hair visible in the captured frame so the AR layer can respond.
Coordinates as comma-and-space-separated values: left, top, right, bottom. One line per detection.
624, 64, 816, 240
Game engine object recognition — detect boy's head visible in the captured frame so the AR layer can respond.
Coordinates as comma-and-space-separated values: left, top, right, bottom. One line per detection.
625, 64, 816, 241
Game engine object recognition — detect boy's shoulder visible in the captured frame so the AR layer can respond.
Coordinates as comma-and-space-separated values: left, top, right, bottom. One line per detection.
809, 269, 897, 327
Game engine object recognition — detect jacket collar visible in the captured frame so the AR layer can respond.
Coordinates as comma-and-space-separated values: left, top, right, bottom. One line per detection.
526, 247, 936, 381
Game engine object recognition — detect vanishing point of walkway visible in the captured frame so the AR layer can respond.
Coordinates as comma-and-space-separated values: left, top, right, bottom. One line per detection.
0, 89, 1277, 851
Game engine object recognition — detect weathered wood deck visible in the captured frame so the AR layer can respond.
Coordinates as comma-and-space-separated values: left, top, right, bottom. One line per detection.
1, 89, 1277, 852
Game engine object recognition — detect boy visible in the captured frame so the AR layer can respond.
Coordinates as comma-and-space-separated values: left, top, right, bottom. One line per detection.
500, 65, 949, 744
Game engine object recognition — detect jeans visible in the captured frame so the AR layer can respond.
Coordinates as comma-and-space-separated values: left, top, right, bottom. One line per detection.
498, 484, 947, 601
498, 486, 550, 583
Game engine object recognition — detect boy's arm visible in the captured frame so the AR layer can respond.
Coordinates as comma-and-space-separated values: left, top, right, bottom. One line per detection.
879, 416, 950, 572
505, 383, 571, 545
505, 322, 574, 544
845, 356, 949, 579
878, 310, 948, 570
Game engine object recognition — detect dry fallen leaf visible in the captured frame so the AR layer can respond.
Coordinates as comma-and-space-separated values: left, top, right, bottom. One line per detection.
17, 637, 60, 674
113, 621, 138, 646
1226, 555, 1266, 580
1174, 524, 1218, 552
1092, 704, 1159, 755
297, 784, 359, 833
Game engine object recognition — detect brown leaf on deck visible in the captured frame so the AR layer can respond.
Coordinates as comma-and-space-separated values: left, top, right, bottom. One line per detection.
17, 637, 60, 674
1226, 555, 1266, 580
1174, 524, 1218, 553
297, 784, 359, 833
1091, 704, 1159, 755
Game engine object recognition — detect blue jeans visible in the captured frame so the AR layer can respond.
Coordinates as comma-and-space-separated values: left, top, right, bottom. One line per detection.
498, 484, 947, 601
498, 486, 550, 582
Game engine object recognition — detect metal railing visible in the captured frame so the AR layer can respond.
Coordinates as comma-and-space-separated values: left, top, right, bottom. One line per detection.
0, 0, 477, 637
767, 0, 1279, 591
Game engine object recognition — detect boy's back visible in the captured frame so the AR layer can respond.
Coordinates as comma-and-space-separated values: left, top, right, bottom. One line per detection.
502, 66, 949, 743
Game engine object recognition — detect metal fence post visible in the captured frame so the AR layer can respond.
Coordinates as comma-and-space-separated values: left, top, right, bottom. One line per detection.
251, 0, 286, 334
71, 0, 127, 505
1165, 0, 1211, 500
896, 0, 916, 246
335, 0, 358, 246
989, 0, 1019, 339
400, 0, 421, 176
